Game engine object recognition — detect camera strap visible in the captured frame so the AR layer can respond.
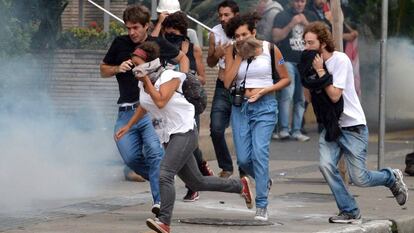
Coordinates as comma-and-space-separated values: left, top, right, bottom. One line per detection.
239, 57, 253, 91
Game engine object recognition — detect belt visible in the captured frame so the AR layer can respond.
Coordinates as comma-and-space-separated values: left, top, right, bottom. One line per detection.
342, 124, 365, 134
119, 104, 138, 112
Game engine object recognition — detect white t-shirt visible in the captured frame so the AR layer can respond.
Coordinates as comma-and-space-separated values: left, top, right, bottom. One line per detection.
325, 51, 366, 127
210, 24, 232, 69
138, 70, 195, 143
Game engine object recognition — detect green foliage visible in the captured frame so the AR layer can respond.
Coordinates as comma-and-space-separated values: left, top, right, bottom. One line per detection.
58, 21, 127, 49
348, 0, 414, 41
0, 0, 34, 57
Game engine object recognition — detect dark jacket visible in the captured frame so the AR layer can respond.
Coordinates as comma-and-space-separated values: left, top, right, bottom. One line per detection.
298, 50, 343, 141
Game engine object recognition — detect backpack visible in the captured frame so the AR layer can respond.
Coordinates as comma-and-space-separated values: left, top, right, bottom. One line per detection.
177, 72, 207, 115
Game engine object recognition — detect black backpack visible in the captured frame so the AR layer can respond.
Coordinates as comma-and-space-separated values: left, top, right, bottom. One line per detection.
177, 72, 207, 115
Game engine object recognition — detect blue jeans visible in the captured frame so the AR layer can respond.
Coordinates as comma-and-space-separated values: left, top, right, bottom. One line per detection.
276, 62, 305, 134
231, 93, 277, 208
319, 125, 395, 216
210, 79, 233, 172
114, 110, 164, 204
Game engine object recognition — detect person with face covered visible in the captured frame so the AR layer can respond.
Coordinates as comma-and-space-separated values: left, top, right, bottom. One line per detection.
302, 21, 408, 224
223, 12, 291, 221
115, 42, 254, 233
100, 4, 189, 217
161, 11, 214, 202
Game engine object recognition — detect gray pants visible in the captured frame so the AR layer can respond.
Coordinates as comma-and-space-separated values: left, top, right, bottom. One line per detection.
158, 129, 243, 225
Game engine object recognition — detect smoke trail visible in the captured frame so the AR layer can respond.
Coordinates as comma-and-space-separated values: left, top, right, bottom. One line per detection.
0, 55, 122, 213
359, 37, 414, 128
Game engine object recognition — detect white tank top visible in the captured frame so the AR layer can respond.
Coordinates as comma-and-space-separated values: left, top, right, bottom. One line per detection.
236, 41, 273, 88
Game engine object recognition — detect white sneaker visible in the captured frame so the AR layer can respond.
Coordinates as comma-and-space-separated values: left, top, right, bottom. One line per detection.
271, 133, 280, 140
291, 133, 310, 142
278, 131, 290, 140
254, 207, 269, 221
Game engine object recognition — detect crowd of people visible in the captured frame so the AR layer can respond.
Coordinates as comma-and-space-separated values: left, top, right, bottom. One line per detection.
99, 0, 408, 232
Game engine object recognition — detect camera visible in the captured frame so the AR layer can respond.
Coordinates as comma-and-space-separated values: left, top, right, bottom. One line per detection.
230, 86, 245, 107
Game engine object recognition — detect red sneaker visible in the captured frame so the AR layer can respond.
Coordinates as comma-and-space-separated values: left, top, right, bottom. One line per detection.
240, 176, 253, 209
183, 190, 200, 202
146, 218, 170, 233
200, 161, 214, 176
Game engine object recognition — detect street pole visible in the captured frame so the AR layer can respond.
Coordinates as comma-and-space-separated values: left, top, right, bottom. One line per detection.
378, 0, 388, 169
151, 0, 157, 21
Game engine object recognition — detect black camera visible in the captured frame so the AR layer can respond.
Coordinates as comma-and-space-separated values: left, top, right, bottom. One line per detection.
230, 86, 245, 107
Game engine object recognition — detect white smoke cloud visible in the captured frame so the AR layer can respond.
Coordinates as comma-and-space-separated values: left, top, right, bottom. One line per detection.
359, 37, 414, 126
0, 55, 122, 213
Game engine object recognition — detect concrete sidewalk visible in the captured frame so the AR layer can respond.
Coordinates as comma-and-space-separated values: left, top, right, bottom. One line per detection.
1, 130, 414, 233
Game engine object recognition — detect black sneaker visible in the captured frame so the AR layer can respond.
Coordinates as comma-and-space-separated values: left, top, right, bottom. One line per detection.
390, 169, 408, 206
329, 212, 362, 224
151, 203, 160, 217
183, 190, 200, 202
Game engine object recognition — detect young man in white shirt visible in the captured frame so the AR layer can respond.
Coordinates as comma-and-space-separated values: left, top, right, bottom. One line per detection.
302, 21, 408, 224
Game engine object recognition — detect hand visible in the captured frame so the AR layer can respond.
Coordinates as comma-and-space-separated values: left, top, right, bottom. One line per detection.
157, 12, 169, 24
248, 88, 266, 103
214, 42, 230, 59
292, 14, 305, 25
118, 59, 133, 73
312, 54, 324, 71
137, 75, 150, 83
115, 125, 131, 141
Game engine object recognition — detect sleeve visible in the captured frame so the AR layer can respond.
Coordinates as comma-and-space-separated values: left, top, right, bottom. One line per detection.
155, 37, 180, 61
159, 70, 185, 85
332, 56, 350, 89
102, 38, 119, 65
273, 11, 289, 29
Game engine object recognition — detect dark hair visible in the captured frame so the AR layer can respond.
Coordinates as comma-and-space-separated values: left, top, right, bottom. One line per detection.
136, 41, 160, 62
123, 5, 151, 26
217, 0, 239, 14
161, 11, 188, 36
303, 21, 335, 52
224, 12, 261, 39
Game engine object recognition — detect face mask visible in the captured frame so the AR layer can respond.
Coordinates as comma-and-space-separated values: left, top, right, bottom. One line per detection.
164, 33, 187, 48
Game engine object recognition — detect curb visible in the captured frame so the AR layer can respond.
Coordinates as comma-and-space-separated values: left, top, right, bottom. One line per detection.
391, 216, 414, 233
317, 220, 392, 233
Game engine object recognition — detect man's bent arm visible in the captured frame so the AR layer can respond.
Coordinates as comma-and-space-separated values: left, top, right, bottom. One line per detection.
100, 63, 118, 78
207, 33, 219, 67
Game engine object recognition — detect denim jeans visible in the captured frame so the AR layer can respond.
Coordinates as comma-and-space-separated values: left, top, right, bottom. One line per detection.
158, 130, 242, 225
231, 93, 277, 208
276, 62, 305, 134
114, 110, 164, 204
210, 79, 233, 172
319, 125, 395, 216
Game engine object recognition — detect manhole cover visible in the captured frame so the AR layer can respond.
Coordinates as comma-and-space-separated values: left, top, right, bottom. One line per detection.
178, 218, 278, 226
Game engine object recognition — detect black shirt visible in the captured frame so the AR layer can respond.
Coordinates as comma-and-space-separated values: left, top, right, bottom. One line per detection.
273, 8, 317, 63
103, 35, 180, 104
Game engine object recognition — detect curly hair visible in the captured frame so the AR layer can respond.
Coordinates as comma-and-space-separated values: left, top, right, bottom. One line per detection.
161, 11, 188, 36
224, 12, 261, 39
136, 41, 160, 62
123, 5, 151, 26
303, 22, 336, 53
